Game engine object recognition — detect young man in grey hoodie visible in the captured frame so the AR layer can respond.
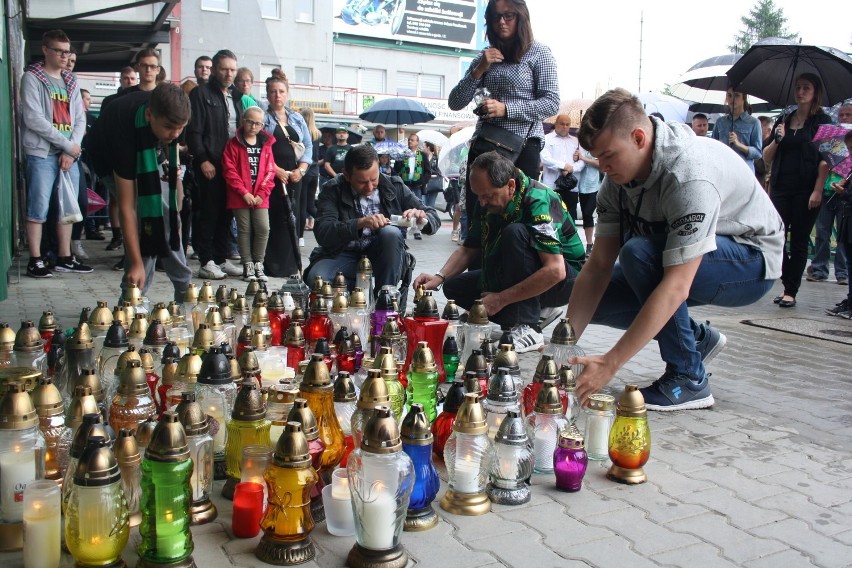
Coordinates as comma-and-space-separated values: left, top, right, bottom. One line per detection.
565, 88, 784, 411
20, 29, 92, 277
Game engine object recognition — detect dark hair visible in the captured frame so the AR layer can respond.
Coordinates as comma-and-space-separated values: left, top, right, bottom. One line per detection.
484, 0, 533, 64
266, 68, 289, 92
149, 82, 191, 125
120, 66, 136, 75
212, 49, 237, 69
156, 66, 167, 83
692, 113, 708, 122
344, 145, 379, 174
80, 88, 90, 96
194, 55, 212, 67
758, 116, 772, 126
845, 130, 852, 144
42, 29, 70, 47
470, 151, 516, 187
578, 88, 648, 149
135, 48, 160, 65
796, 73, 825, 117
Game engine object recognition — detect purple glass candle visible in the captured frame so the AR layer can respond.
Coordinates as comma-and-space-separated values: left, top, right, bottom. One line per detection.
553, 431, 587, 492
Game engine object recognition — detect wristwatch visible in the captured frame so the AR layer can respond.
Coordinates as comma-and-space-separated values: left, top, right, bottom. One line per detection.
434, 271, 447, 289
299, 167, 307, 175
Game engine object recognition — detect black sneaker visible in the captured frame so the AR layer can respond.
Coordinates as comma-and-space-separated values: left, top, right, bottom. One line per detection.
694, 320, 727, 364
86, 231, 106, 241
113, 257, 125, 271
27, 257, 53, 278
826, 299, 851, 317
106, 237, 123, 251
55, 257, 93, 274
640, 371, 714, 411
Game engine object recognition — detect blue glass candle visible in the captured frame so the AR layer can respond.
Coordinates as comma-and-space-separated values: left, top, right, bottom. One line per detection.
401, 404, 440, 531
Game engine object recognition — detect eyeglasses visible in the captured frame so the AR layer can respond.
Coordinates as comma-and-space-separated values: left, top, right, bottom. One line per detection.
46, 46, 72, 57
138, 63, 161, 71
491, 11, 517, 22
243, 120, 263, 127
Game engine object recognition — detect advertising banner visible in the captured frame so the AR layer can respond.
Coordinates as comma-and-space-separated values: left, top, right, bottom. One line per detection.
334, 0, 486, 51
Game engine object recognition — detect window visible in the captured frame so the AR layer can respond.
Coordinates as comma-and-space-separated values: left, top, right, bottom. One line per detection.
258, 63, 282, 100
336, 66, 386, 93
260, 0, 279, 19
296, 0, 314, 22
294, 67, 313, 85
396, 72, 443, 98
201, 0, 228, 12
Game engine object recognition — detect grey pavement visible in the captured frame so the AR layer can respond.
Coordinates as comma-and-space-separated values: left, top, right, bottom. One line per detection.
1, 212, 851, 568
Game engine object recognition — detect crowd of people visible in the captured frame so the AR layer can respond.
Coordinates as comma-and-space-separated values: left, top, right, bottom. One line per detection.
18, 0, 852, 411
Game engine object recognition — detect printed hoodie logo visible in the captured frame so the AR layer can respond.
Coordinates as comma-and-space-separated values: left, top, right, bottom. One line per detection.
671, 213, 705, 236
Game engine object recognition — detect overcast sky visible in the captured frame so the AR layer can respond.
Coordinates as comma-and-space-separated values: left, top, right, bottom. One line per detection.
528, 0, 850, 99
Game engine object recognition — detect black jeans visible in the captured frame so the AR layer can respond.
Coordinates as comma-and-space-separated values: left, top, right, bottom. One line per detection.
443, 223, 576, 328
194, 167, 233, 266
771, 190, 819, 297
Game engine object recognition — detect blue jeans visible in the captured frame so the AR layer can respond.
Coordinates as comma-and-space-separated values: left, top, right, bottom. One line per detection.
591, 234, 775, 381
26, 154, 79, 223
423, 191, 439, 209
305, 226, 406, 290
810, 198, 847, 280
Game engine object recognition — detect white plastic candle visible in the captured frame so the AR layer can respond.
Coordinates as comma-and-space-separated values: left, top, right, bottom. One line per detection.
359, 485, 396, 550
322, 469, 355, 537
331, 469, 351, 500
452, 455, 479, 493
585, 414, 612, 460
495, 444, 522, 481
23, 480, 61, 568
533, 427, 557, 472
0, 449, 37, 522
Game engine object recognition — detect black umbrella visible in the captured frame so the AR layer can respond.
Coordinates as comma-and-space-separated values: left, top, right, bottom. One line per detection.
359, 97, 435, 125
319, 124, 362, 144
726, 38, 852, 107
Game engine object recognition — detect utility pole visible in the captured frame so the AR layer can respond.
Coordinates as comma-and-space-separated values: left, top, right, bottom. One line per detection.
638, 11, 643, 92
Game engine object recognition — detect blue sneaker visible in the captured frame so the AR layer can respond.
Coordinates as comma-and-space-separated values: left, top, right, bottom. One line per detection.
640, 372, 714, 411
695, 320, 726, 364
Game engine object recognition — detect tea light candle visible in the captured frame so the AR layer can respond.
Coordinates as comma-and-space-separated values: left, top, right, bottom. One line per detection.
585, 414, 612, 460
322, 468, 355, 536
452, 455, 479, 493
359, 482, 396, 549
331, 468, 350, 500
533, 427, 557, 472
232, 481, 264, 538
23, 480, 61, 568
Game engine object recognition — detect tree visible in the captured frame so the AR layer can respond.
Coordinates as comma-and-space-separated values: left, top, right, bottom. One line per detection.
729, 0, 797, 53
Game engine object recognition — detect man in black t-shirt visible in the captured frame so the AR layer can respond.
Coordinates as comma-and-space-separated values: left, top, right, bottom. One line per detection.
323, 126, 353, 177
88, 83, 193, 303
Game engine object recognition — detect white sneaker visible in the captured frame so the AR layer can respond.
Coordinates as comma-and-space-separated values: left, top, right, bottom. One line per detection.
538, 306, 564, 331
254, 262, 268, 282
220, 259, 244, 277
243, 262, 255, 282
71, 240, 88, 260
199, 260, 226, 280
298, 237, 305, 247
510, 324, 544, 354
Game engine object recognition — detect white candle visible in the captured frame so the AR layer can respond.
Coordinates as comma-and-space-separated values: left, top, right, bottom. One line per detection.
23, 480, 61, 568
359, 485, 396, 550
533, 427, 557, 472
494, 444, 521, 481
207, 405, 227, 452
585, 414, 612, 460
331, 469, 351, 500
452, 455, 480, 493
0, 449, 37, 522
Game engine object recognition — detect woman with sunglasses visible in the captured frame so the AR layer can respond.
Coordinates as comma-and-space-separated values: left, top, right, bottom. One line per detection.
448, 0, 559, 222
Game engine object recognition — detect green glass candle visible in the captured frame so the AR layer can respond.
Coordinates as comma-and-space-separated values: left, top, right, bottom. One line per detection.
442, 335, 460, 383
137, 411, 194, 566
407, 341, 439, 422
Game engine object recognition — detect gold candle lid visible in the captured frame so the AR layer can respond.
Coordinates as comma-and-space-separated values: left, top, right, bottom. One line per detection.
193, 323, 215, 352
331, 272, 348, 293
534, 380, 563, 414
175, 391, 209, 436
184, 283, 199, 304
376, 347, 398, 382
357, 369, 390, 409
14, 321, 43, 353
0, 368, 41, 393
218, 301, 235, 324
533, 354, 557, 384
73, 368, 104, 401
310, 296, 328, 315
467, 299, 490, 324
251, 305, 270, 328
588, 393, 615, 412
231, 379, 266, 421
237, 324, 253, 345
129, 313, 149, 340
356, 256, 372, 274
114, 428, 142, 466
414, 284, 425, 304
349, 288, 368, 308
332, 293, 348, 313
176, 352, 203, 382
291, 307, 306, 324
238, 348, 261, 374
463, 371, 481, 395
361, 406, 402, 454
284, 323, 305, 347
146, 411, 189, 462
38, 311, 57, 333
494, 343, 519, 370
65, 385, 99, 430
0, 322, 16, 349
411, 341, 437, 373
414, 291, 439, 318
252, 290, 269, 308
205, 307, 224, 331
0, 382, 38, 429
453, 392, 487, 434
550, 318, 576, 346
287, 398, 319, 439
558, 430, 585, 449
161, 357, 178, 386
559, 366, 576, 391
149, 302, 173, 329
229, 356, 242, 382
319, 282, 334, 301
67, 322, 95, 351
232, 294, 250, 316
167, 301, 185, 324
300, 353, 331, 390
116, 345, 142, 373
245, 278, 260, 300
229, 288, 240, 305
74, 436, 121, 487
400, 403, 432, 445
441, 300, 459, 321
143, 320, 168, 347
117, 360, 149, 397
380, 318, 402, 341
215, 284, 230, 305
135, 418, 157, 449
198, 281, 216, 304
112, 304, 130, 329
464, 349, 487, 375
274, 422, 311, 467
250, 329, 268, 352
333, 372, 356, 403
89, 301, 113, 332
267, 292, 284, 311
615, 384, 647, 418
30, 377, 65, 417
121, 283, 145, 307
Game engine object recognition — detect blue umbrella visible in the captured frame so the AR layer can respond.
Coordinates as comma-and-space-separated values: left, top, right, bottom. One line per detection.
359, 97, 435, 125
372, 140, 407, 156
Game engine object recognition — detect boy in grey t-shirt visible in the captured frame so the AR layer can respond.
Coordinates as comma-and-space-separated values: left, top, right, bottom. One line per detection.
564, 88, 784, 411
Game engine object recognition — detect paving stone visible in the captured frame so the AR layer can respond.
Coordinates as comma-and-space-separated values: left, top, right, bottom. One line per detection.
596, 481, 707, 525
688, 466, 788, 501
666, 511, 788, 564
750, 518, 851, 567
561, 535, 665, 568
754, 491, 849, 537
498, 501, 615, 549
677, 486, 788, 530
468, 527, 584, 567
742, 548, 818, 568
758, 470, 852, 508
404, 520, 503, 567
580, 507, 700, 556
650, 541, 741, 567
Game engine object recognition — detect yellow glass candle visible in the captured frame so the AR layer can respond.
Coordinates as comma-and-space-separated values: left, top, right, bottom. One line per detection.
299, 354, 344, 481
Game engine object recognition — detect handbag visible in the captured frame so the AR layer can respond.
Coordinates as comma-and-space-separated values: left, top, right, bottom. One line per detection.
554, 172, 578, 192
469, 122, 526, 164
276, 118, 306, 161
426, 175, 445, 195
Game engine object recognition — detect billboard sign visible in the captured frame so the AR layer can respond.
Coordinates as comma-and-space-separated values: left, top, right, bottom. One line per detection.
334, 0, 487, 52
359, 93, 477, 124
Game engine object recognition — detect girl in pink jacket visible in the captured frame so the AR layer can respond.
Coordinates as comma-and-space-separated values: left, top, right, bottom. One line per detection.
222, 106, 276, 281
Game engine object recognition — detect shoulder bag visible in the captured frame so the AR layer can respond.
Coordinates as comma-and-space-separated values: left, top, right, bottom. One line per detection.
275, 114, 306, 161
469, 122, 526, 164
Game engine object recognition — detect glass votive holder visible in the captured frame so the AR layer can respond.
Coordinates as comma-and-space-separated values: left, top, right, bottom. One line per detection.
321, 467, 355, 536
167, 327, 192, 355
241, 445, 273, 504
232, 481, 264, 538
23, 479, 61, 568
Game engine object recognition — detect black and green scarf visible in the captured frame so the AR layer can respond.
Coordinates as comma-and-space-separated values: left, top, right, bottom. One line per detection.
399, 151, 424, 183
135, 104, 180, 257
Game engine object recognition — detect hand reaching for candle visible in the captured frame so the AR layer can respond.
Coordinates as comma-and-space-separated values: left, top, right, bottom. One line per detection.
569, 354, 617, 405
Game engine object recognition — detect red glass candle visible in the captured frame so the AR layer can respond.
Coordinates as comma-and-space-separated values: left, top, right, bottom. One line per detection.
340, 433, 355, 468
304, 313, 333, 353
232, 481, 264, 538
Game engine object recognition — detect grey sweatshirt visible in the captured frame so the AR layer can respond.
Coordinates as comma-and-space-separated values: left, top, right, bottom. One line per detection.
596, 117, 784, 279
20, 65, 85, 158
